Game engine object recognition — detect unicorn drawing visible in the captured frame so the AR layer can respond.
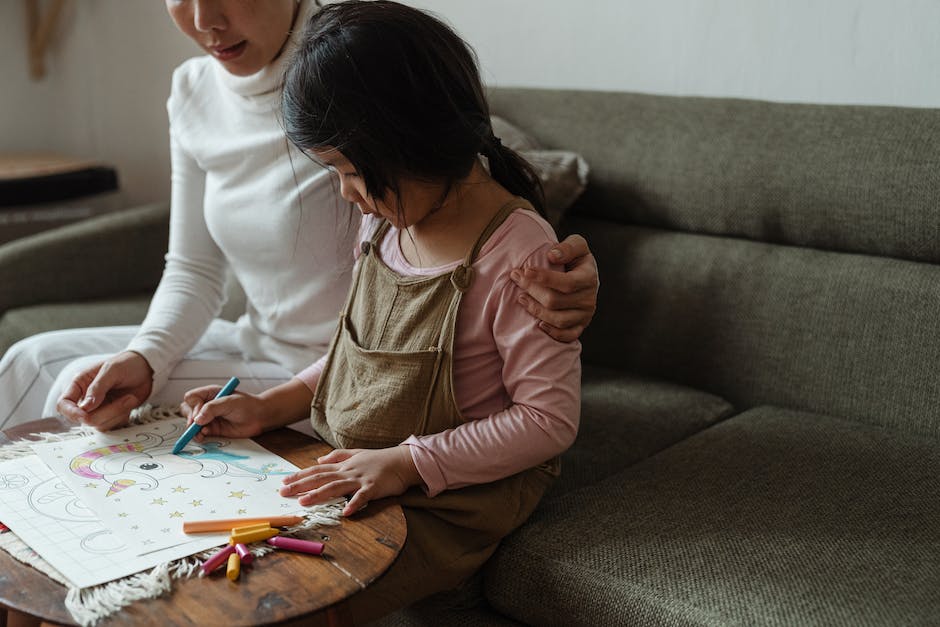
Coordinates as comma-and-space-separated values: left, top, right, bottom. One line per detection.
69, 429, 290, 497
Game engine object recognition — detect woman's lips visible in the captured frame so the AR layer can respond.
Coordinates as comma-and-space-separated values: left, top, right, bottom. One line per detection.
210, 40, 247, 61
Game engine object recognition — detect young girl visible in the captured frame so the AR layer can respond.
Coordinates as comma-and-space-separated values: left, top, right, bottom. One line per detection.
182, 1, 581, 620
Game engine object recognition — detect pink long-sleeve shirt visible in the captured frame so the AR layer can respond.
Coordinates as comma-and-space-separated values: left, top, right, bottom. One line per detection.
296, 209, 581, 497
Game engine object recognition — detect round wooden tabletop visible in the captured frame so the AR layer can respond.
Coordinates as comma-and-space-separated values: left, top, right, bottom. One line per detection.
0, 419, 407, 626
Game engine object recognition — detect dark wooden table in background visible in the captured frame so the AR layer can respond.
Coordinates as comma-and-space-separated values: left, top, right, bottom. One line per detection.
0, 418, 406, 626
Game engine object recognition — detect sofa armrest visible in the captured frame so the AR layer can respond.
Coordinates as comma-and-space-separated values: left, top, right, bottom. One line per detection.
0, 202, 169, 316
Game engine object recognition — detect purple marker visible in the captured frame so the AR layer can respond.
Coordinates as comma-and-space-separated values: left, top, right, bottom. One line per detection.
201, 545, 236, 575
266, 536, 325, 555
235, 542, 254, 565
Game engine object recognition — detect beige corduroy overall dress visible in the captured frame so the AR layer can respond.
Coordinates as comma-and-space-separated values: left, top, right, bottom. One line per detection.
310, 199, 558, 619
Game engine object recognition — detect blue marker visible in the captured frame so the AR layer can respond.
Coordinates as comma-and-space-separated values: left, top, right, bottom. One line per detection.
172, 376, 240, 455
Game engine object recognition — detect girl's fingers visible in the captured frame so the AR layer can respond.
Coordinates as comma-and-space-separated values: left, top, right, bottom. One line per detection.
297, 479, 360, 506
317, 449, 356, 464
183, 386, 222, 409
280, 470, 342, 496
343, 489, 370, 516
283, 463, 337, 484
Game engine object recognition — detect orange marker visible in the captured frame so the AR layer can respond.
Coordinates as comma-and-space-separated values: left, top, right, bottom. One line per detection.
183, 515, 304, 534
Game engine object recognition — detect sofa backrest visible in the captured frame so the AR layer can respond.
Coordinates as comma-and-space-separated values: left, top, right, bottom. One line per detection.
489, 88, 940, 437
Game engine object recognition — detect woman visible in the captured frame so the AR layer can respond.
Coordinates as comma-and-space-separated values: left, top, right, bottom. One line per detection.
0, 0, 598, 432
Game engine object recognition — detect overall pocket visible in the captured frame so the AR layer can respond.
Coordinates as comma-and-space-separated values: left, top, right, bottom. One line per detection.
324, 316, 443, 449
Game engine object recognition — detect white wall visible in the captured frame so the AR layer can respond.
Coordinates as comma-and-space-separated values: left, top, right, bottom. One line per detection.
417, 0, 940, 108
2, 0, 938, 207
1, 1, 199, 206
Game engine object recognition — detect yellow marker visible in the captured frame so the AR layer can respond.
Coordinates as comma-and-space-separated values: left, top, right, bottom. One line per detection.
231, 522, 271, 535
226, 552, 241, 581
229, 527, 279, 545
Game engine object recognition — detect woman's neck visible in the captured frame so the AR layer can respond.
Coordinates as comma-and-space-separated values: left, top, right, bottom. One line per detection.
399, 161, 515, 268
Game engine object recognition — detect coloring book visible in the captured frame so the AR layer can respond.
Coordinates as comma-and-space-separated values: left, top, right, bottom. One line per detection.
0, 454, 235, 588
30, 418, 305, 556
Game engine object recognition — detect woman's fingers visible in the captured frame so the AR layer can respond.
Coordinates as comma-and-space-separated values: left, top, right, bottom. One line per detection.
549, 234, 590, 265
81, 394, 138, 431
56, 365, 100, 422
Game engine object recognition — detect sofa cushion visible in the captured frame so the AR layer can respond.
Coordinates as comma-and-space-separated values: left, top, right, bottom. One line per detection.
570, 215, 940, 438
375, 603, 523, 627
485, 407, 940, 626
550, 364, 733, 499
489, 88, 940, 264
0, 296, 151, 355
490, 115, 589, 228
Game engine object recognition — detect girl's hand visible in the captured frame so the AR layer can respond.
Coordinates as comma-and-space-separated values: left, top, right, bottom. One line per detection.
511, 233, 599, 342
280, 446, 421, 516
180, 386, 267, 440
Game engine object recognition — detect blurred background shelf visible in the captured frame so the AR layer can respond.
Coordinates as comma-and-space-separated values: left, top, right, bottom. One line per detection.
0, 153, 121, 245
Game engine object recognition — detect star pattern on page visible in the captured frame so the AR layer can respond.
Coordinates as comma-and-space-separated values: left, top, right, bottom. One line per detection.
118, 513, 129, 518
169, 511, 184, 518
237, 508, 247, 515
190, 500, 203, 507
84, 483, 96, 489
229, 491, 247, 499
172, 486, 189, 493
151, 498, 167, 506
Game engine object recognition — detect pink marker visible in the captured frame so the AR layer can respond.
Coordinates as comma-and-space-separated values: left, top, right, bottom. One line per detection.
266, 536, 324, 555
235, 542, 254, 565
201, 545, 236, 575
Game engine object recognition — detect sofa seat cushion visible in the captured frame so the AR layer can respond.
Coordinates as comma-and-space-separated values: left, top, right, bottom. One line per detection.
550, 364, 733, 499
486, 407, 940, 626
0, 296, 151, 355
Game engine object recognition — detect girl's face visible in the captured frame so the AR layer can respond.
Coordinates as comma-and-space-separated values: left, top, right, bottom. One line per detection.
165, 0, 298, 76
314, 149, 438, 230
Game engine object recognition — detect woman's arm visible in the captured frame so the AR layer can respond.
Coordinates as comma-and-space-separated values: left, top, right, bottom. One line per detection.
512, 234, 599, 342
124, 114, 229, 389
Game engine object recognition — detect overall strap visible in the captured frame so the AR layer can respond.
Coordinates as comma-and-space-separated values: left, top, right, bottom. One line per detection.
451, 197, 532, 292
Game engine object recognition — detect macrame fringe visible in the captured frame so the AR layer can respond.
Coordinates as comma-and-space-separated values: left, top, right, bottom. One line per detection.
0, 404, 343, 626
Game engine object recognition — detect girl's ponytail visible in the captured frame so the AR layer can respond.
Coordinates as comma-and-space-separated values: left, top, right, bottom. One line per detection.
480, 132, 546, 218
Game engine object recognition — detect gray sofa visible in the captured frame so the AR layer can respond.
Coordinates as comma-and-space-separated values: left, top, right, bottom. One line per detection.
2, 88, 939, 626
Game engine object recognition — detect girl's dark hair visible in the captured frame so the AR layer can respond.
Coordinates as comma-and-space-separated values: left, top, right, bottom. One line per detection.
281, 0, 545, 216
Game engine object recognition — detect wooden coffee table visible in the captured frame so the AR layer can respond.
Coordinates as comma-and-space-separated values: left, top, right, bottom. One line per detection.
0, 418, 407, 626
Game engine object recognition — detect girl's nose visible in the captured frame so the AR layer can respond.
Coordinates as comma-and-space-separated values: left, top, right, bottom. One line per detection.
193, 0, 227, 33
338, 179, 364, 205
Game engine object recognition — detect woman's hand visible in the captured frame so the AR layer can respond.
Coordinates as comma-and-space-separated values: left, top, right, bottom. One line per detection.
280, 446, 421, 516
56, 351, 154, 431
512, 233, 600, 342
180, 386, 268, 440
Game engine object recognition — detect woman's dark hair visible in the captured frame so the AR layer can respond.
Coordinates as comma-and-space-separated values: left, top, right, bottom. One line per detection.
281, 0, 545, 216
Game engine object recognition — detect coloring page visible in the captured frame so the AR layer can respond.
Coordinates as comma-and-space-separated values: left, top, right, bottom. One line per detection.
0, 455, 233, 588
31, 418, 305, 555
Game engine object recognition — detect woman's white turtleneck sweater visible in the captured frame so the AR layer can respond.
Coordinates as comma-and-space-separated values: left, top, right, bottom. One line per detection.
126, 1, 354, 390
